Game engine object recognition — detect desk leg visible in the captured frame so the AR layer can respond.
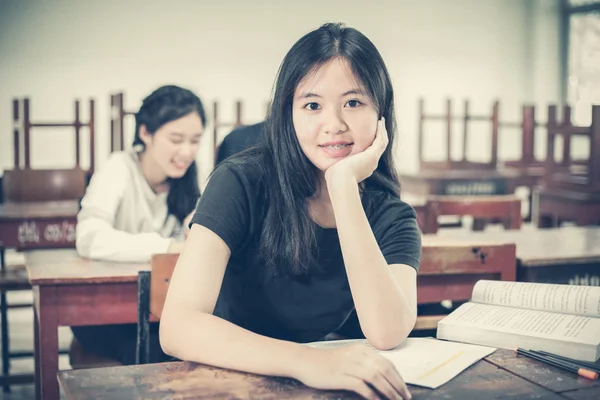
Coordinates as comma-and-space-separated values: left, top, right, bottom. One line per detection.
34, 286, 59, 400
33, 304, 40, 400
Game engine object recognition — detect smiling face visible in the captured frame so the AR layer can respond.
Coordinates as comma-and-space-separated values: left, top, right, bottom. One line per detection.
292, 57, 379, 173
139, 112, 204, 180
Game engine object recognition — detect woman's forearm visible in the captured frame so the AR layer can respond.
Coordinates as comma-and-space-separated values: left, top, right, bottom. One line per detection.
328, 177, 415, 349
160, 310, 316, 378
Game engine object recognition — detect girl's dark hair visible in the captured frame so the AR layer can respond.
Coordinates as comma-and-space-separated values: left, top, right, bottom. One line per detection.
259, 22, 400, 276
132, 85, 207, 223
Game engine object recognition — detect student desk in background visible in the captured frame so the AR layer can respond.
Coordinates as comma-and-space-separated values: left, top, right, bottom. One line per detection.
58, 349, 600, 399
26, 250, 150, 400
0, 201, 79, 249
434, 226, 600, 286
399, 168, 519, 197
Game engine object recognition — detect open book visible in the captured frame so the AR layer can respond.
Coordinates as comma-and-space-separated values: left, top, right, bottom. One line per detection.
437, 280, 600, 362
307, 338, 495, 389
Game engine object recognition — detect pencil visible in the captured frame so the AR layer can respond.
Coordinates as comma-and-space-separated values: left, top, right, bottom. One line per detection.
531, 350, 600, 374
514, 348, 598, 380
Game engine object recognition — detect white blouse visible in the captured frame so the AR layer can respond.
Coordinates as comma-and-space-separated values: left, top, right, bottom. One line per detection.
76, 150, 183, 262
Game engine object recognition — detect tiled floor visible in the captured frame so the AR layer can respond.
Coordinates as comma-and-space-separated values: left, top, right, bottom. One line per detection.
1, 286, 72, 399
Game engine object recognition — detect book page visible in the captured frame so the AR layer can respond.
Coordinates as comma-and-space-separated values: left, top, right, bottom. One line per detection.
306, 338, 495, 389
441, 302, 600, 344
471, 280, 600, 317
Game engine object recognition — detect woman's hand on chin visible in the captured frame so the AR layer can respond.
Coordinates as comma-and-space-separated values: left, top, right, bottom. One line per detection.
324, 118, 388, 186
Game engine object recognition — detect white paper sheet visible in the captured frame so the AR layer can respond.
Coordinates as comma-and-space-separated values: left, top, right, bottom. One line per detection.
306, 337, 496, 389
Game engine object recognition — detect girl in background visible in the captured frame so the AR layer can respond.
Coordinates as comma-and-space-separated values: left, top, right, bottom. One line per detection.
74, 84, 206, 364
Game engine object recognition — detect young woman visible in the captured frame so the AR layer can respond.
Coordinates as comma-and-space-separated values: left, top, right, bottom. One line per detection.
161, 24, 420, 400
73, 85, 206, 365
76, 84, 206, 263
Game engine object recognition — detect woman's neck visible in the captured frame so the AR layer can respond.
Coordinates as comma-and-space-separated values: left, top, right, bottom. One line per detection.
138, 152, 169, 193
308, 173, 336, 228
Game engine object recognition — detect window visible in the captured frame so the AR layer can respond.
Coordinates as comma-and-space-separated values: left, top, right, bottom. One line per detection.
565, 0, 600, 125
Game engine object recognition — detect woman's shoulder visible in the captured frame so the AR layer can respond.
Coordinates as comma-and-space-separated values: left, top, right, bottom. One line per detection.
97, 150, 138, 175
210, 148, 269, 188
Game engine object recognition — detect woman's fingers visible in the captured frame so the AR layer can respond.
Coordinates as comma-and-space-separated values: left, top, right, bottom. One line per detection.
346, 351, 411, 400
380, 358, 411, 400
342, 376, 381, 400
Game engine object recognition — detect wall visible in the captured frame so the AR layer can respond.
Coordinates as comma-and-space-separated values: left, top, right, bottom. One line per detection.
0, 0, 562, 186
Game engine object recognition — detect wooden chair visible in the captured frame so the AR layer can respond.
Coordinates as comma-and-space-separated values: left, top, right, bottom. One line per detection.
11, 97, 95, 175
535, 105, 600, 227
497, 105, 545, 222
110, 92, 136, 153
5, 97, 93, 201
422, 195, 522, 234
418, 98, 499, 171
0, 97, 93, 390
401, 99, 517, 199
213, 100, 246, 165
136, 253, 178, 364
2, 169, 86, 203
415, 240, 517, 330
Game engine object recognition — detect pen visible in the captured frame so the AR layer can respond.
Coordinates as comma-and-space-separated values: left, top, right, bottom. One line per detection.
514, 348, 598, 380
531, 350, 600, 374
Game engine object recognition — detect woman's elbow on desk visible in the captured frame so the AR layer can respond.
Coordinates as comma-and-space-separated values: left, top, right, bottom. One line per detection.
364, 313, 417, 351
158, 306, 203, 359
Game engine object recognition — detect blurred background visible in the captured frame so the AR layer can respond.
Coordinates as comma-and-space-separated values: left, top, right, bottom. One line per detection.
1, 0, 597, 187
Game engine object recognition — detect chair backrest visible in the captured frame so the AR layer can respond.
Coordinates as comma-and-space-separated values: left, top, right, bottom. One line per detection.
418, 239, 517, 305
412, 203, 428, 232
422, 195, 522, 234
136, 253, 179, 364
543, 105, 600, 192
418, 98, 499, 171
110, 92, 136, 153
13, 97, 96, 175
213, 100, 245, 164
2, 168, 87, 202
499, 105, 543, 169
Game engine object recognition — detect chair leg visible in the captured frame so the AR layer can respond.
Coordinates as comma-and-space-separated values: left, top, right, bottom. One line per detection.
136, 271, 151, 365
0, 246, 10, 393
0, 291, 10, 393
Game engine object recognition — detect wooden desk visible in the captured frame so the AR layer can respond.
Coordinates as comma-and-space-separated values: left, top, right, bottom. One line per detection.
432, 226, 600, 286
399, 169, 519, 197
0, 201, 79, 249
57, 349, 600, 399
26, 250, 149, 400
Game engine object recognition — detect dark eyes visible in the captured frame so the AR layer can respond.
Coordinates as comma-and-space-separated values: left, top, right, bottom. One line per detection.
303, 100, 363, 111
304, 102, 321, 111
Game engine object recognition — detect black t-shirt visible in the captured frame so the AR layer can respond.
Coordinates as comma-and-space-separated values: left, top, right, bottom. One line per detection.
191, 157, 421, 343
216, 122, 265, 165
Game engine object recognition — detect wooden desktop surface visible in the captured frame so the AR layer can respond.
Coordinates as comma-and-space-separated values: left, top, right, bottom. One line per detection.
58, 349, 600, 400
433, 225, 600, 267
26, 249, 148, 285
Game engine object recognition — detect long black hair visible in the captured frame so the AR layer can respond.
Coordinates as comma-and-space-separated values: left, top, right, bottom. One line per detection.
228, 23, 400, 276
132, 85, 207, 224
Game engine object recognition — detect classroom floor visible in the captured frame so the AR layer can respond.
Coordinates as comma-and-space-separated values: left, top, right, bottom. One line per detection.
0, 290, 71, 400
